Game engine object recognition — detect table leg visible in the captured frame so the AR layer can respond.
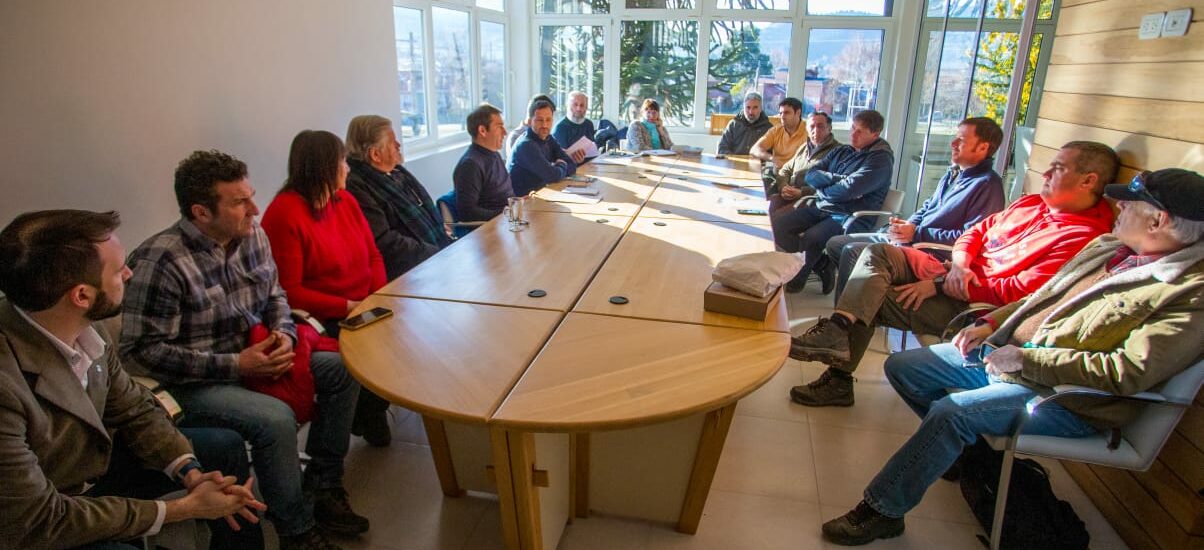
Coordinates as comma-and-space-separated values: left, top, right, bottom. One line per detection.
507, 431, 543, 549
422, 416, 466, 497
570, 433, 590, 519
676, 402, 738, 534
490, 427, 523, 550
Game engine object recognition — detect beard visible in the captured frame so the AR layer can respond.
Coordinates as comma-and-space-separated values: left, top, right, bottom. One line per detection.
85, 288, 123, 321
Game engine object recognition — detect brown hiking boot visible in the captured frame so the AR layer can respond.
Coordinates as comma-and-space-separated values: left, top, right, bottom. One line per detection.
789, 317, 852, 364
313, 487, 369, 536
822, 501, 905, 546
789, 368, 855, 407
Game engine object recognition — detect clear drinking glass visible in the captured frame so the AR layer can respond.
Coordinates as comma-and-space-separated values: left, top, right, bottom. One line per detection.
504, 196, 526, 232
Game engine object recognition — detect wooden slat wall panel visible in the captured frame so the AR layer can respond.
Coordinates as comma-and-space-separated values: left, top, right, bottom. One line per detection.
1057, 0, 1204, 36
1160, 432, 1204, 494
1064, 462, 1159, 550
1033, 119, 1204, 173
1043, 62, 1204, 103
1036, 2, 1204, 547
1039, 92, 1204, 144
1051, 29, 1204, 65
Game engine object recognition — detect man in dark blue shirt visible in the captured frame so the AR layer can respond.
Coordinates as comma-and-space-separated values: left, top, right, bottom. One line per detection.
453, 103, 515, 222
508, 99, 577, 197
823, 117, 1007, 297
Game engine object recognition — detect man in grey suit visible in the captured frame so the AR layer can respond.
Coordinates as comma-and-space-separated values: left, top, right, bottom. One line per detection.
0, 210, 265, 549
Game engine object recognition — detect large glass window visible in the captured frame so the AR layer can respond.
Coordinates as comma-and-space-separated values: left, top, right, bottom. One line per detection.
393, 6, 427, 139
536, 0, 609, 14
926, 0, 1053, 19
432, 7, 472, 137
480, 21, 506, 109
803, 28, 884, 128
716, 0, 789, 9
620, 20, 699, 125
707, 21, 791, 120
808, 0, 891, 16
477, 0, 505, 11
626, 0, 694, 8
541, 25, 606, 120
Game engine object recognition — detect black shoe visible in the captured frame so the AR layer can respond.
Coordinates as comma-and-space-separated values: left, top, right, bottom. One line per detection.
313, 487, 370, 536
279, 527, 344, 550
818, 261, 837, 295
789, 368, 855, 407
351, 412, 392, 447
789, 317, 852, 363
822, 501, 905, 546
785, 277, 808, 293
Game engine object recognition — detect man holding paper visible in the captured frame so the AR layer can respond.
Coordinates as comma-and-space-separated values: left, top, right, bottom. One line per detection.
553, 91, 598, 162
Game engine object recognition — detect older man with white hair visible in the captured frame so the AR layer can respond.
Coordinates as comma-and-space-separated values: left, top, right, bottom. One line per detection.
821, 168, 1204, 546
552, 91, 596, 162
717, 91, 772, 156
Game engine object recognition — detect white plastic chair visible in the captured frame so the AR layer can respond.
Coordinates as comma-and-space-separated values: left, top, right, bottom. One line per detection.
982, 358, 1204, 550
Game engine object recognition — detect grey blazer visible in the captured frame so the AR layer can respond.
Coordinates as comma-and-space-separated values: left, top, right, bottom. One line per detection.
0, 299, 192, 549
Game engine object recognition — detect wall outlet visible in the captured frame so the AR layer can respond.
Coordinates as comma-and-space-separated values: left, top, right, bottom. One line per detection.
1163, 8, 1193, 37
1140, 12, 1166, 40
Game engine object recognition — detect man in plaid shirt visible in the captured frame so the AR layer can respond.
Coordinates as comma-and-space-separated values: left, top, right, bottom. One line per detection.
120, 150, 366, 550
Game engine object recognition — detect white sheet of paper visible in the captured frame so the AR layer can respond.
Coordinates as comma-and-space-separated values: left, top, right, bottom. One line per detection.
534, 189, 603, 204
565, 136, 599, 159
643, 149, 677, 156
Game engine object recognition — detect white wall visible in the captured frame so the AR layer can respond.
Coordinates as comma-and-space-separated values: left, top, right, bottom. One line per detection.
0, 0, 401, 245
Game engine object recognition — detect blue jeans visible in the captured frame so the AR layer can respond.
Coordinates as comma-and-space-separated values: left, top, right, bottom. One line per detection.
79, 427, 262, 549
171, 351, 359, 536
865, 343, 1098, 518
770, 207, 844, 284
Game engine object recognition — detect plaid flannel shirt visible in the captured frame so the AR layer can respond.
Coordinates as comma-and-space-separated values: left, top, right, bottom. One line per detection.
119, 218, 296, 386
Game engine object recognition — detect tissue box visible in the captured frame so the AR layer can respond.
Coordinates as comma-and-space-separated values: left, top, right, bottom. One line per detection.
703, 282, 781, 320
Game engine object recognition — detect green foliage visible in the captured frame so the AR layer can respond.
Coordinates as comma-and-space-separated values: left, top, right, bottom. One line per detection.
619, 20, 698, 123
971, 0, 1042, 124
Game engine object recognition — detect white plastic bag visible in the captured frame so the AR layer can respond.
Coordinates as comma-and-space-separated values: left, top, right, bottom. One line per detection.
712, 252, 804, 298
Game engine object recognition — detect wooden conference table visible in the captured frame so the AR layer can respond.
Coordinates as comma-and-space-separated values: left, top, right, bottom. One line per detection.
341, 153, 790, 550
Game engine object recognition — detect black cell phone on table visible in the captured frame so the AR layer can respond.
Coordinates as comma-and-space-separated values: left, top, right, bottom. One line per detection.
737, 208, 769, 216
339, 307, 394, 330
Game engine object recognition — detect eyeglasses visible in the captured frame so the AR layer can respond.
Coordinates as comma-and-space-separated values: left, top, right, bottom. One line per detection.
1128, 171, 1168, 212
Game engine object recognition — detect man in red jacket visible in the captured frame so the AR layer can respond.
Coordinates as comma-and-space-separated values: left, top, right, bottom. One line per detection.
788, 141, 1119, 407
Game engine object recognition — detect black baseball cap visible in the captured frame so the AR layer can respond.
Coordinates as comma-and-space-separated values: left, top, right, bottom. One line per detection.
1104, 168, 1204, 221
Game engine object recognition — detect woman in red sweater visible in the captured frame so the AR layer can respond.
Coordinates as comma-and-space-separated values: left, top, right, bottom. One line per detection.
262, 129, 391, 445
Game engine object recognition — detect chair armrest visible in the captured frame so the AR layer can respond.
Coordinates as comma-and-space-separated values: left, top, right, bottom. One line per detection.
912, 242, 954, 253
841, 210, 894, 230
1025, 385, 1177, 415
939, 303, 996, 341
291, 309, 327, 336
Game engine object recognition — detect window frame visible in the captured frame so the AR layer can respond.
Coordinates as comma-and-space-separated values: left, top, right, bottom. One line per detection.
394, 0, 510, 152
531, 1, 901, 136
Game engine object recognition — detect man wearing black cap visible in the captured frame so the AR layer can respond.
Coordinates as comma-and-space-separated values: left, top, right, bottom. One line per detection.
820, 168, 1204, 546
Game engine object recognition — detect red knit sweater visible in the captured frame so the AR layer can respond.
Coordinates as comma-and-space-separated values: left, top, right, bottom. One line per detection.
954, 193, 1114, 305
261, 189, 387, 321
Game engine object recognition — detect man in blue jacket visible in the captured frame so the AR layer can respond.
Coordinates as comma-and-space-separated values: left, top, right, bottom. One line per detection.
508, 99, 577, 196
771, 110, 894, 292
823, 117, 1007, 297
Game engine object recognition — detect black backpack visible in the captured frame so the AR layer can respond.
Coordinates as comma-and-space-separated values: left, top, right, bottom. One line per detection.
958, 438, 1090, 549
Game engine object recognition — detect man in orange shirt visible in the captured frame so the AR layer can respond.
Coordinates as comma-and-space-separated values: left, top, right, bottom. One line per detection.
750, 97, 808, 174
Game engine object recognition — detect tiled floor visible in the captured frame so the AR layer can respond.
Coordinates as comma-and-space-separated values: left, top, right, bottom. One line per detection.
314, 289, 1129, 550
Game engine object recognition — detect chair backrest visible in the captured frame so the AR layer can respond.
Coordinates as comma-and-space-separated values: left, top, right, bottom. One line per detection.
1125, 358, 1204, 467
868, 188, 906, 231
436, 190, 458, 239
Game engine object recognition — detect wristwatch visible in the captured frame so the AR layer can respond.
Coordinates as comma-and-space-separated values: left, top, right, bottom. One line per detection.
176, 458, 202, 485
932, 275, 946, 293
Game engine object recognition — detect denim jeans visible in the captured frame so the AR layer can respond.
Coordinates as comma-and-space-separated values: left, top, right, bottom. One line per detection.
770, 206, 844, 284
864, 343, 1098, 518
79, 427, 262, 549
171, 351, 359, 536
